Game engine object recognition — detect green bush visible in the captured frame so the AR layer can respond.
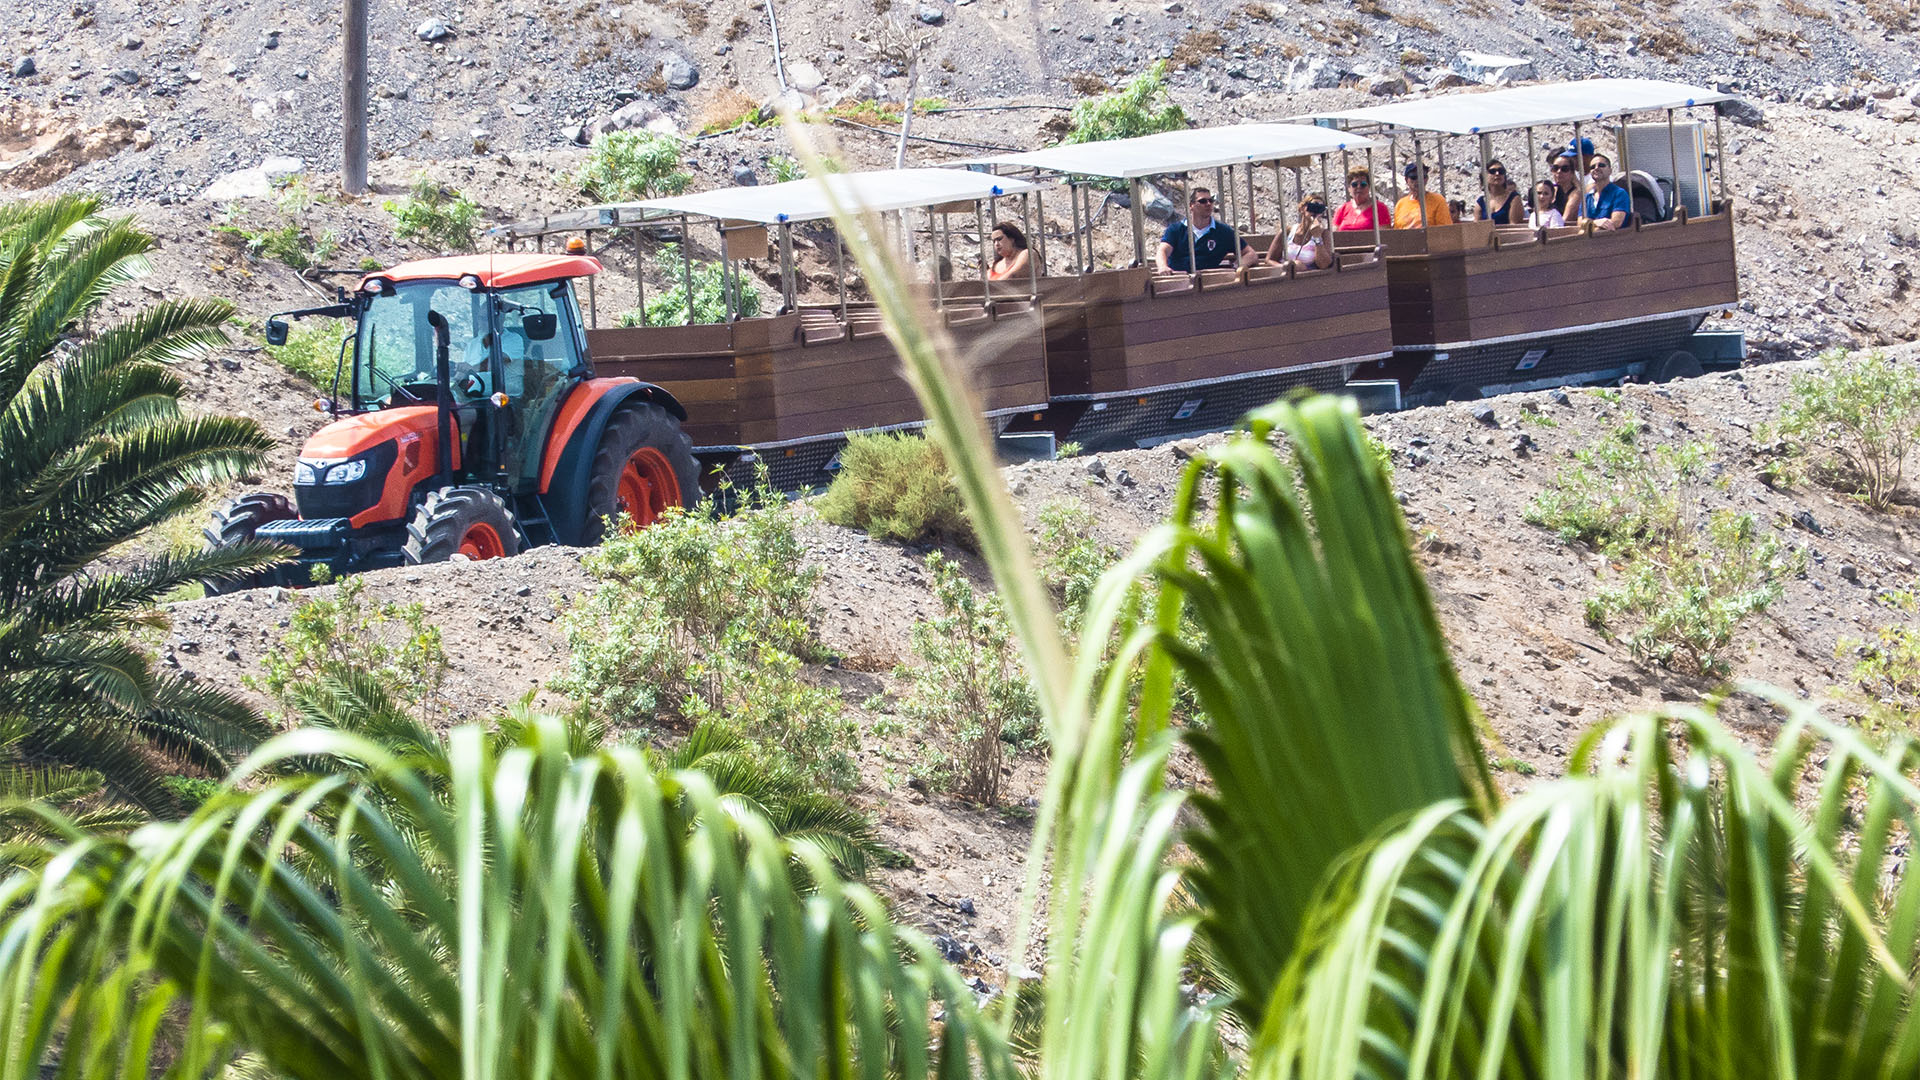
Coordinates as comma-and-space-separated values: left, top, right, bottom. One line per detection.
216, 216, 339, 272
384, 175, 482, 252
1842, 590, 1920, 736
250, 575, 451, 724
767, 154, 806, 184
1061, 60, 1189, 145
1768, 348, 1920, 510
557, 484, 857, 788
264, 321, 348, 389
575, 131, 692, 202
815, 431, 970, 546
1524, 420, 1712, 547
1584, 510, 1800, 676
1530, 420, 1794, 674
890, 553, 1040, 804
620, 244, 761, 327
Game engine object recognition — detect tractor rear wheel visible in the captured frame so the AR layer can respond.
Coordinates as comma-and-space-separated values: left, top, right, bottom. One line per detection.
583, 403, 701, 541
403, 486, 522, 564
1647, 350, 1704, 384
202, 492, 296, 595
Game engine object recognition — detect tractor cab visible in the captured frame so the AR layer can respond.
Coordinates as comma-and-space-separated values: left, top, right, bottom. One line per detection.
214, 253, 699, 588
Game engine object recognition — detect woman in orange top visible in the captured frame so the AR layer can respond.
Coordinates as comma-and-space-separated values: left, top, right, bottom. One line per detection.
987, 221, 1031, 281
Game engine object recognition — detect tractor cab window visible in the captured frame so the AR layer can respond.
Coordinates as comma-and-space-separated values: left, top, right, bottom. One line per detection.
493, 280, 587, 488
355, 282, 487, 408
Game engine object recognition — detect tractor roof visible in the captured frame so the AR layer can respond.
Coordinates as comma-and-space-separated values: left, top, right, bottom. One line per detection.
369, 254, 602, 289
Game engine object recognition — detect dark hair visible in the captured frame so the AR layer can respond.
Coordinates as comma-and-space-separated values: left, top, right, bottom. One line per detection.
1589, 154, 1612, 169
1189, 186, 1213, 203
991, 221, 1028, 251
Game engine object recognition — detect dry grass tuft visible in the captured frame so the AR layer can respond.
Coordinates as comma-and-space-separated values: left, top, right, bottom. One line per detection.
1171, 29, 1226, 69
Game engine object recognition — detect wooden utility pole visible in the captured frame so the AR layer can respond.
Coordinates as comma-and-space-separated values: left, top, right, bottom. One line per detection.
343, 0, 369, 195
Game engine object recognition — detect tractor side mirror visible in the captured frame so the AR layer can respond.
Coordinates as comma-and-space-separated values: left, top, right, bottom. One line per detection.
522, 313, 557, 340
265, 318, 289, 347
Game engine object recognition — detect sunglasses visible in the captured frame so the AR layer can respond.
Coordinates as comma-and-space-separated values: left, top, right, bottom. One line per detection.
1551, 164, 1574, 172
1589, 162, 1611, 170
1191, 197, 1213, 205
1349, 179, 1370, 187
1487, 167, 1506, 176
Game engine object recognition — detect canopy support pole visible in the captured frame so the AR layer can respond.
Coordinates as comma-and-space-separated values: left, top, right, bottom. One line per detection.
632, 227, 647, 327
1387, 135, 1399, 206
932, 212, 946, 311
1526, 126, 1538, 228
1023, 192, 1039, 301
1183, 176, 1199, 286
1245, 161, 1258, 239
1273, 167, 1289, 270
1081, 183, 1096, 269
1437, 137, 1447, 201
1319, 153, 1334, 269
1412, 136, 1429, 229
1033, 189, 1050, 273
680, 227, 696, 326
833, 232, 848, 322
1712, 110, 1728, 210
1129, 178, 1147, 268
1571, 122, 1586, 227
1069, 180, 1086, 272
1666, 108, 1682, 221
778, 223, 795, 312
1616, 114, 1633, 226
1215, 166, 1231, 238
584, 233, 598, 328
1477, 133, 1491, 222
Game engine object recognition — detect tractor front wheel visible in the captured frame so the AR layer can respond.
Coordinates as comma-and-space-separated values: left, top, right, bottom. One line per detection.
403, 486, 522, 564
583, 403, 701, 541
202, 492, 296, 595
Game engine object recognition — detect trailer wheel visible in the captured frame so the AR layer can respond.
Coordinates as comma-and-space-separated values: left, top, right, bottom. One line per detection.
1647, 350, 1704, 384
583, 403, 701, 541
404, 486, 522, 564
202, 492, 296, 595
1443, 381, 1485, 403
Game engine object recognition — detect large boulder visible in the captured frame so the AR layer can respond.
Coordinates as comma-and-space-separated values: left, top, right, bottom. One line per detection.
1716, 97, 1765, 128
786, 60, 825, 93
1452, 51, 1533, 85
199, 156, 304, 201
659, 55, 698, 91
1282, 55, 1348, 92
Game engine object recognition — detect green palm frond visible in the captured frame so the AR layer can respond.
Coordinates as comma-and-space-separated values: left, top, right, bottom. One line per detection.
0, 720, 1015, 1080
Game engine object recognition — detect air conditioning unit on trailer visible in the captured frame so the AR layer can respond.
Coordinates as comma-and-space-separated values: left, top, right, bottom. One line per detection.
1615, 121, 1710, 220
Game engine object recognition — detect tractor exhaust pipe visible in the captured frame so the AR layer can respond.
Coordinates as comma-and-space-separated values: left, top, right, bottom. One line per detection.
427, 311, 454, 487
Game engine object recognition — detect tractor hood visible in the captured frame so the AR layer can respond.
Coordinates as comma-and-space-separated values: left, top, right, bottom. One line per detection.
303, 406, 441, 460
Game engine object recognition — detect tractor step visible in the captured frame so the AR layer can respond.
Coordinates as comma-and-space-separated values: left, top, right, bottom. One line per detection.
256, 517, 352, 549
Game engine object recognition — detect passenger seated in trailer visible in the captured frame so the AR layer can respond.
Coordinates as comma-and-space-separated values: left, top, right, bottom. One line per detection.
1447, 198, 1468, 222
1547, 153, 1582, 221
1333, 166, 1390, 232
988, 221, 1031, 280
1158, 187, 1253, 273
1264, 193, 1334, 271
1393, 161, 1452, 228
1475, 159, 1521, 224
1528, 180, 1566, 228
1582, 154, 1631, 230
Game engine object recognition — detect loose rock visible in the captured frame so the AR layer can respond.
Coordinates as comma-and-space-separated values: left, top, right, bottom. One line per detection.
416, 18, 452, 42
660, 55, 698, 90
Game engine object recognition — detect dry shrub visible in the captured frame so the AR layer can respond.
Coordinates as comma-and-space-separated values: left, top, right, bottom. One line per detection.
723, 15, 752, 39
1780, 0, 1832, 17
1393, 10, 1438, 29
1864, 0, 1915, 29
665, 0, 708, 32
1241, 1, 1277, 20
1400, 47, 1429, 66
1277, 40, 1303, 58
1068, 72, 1111, 94
1171, 29, 1226, 68
693, 87, 760, 135
1640, 25, 1700, 56
1570, 15, 1625, 40
1353, 0, 1388, 14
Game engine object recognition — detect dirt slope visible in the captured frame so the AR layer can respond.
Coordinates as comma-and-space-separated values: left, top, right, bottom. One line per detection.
155, 351, 1920, 968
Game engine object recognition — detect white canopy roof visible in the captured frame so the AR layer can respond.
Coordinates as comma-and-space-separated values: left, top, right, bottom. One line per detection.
1295, 78, 1735, 136
632, 168, 1039, 224
972, 123, 1377, 179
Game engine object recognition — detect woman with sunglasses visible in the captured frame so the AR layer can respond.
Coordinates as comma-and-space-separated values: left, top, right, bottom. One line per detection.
1265, 193, 1335, 271
1332, 166, 1390, 232
1527, 179, 1566, 229
1474, 159, 1521, 224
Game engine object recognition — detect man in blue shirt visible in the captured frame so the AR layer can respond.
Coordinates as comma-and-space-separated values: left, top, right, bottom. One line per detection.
1583, 154, 1632, 231
1158, 187, 1253, 274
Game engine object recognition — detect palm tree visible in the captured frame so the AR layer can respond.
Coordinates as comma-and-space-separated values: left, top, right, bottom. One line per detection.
0, 195, 283, 817
5, 171, 1920, 1079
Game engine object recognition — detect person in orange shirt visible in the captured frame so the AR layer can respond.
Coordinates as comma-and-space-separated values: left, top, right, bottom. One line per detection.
1393, 161, 1452, 229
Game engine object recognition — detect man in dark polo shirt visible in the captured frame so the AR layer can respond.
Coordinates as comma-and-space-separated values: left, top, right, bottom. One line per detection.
1157, 187, 1253, 274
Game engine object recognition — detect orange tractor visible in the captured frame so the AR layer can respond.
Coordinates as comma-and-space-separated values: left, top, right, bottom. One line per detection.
206, 254, 699, 587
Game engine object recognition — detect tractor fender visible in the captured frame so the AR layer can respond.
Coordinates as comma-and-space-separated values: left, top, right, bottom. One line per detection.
542, 379, 686, 545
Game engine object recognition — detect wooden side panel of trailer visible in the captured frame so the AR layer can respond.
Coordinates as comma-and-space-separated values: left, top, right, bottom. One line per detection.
587, 305, 1049, 447
1383, 212, 1737, 348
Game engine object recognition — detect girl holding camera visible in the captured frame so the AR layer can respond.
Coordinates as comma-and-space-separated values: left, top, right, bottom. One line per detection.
1266, 193, 1335, 271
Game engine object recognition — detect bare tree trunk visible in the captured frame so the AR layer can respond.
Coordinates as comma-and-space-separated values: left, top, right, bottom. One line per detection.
342, 0, 368, 195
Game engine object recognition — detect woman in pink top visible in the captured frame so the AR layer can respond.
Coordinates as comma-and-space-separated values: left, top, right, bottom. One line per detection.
1332, 166, 1389, 232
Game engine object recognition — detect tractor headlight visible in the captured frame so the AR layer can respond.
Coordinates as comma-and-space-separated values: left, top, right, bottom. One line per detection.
295, 460, 319, 485
323, 458, 369, 485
